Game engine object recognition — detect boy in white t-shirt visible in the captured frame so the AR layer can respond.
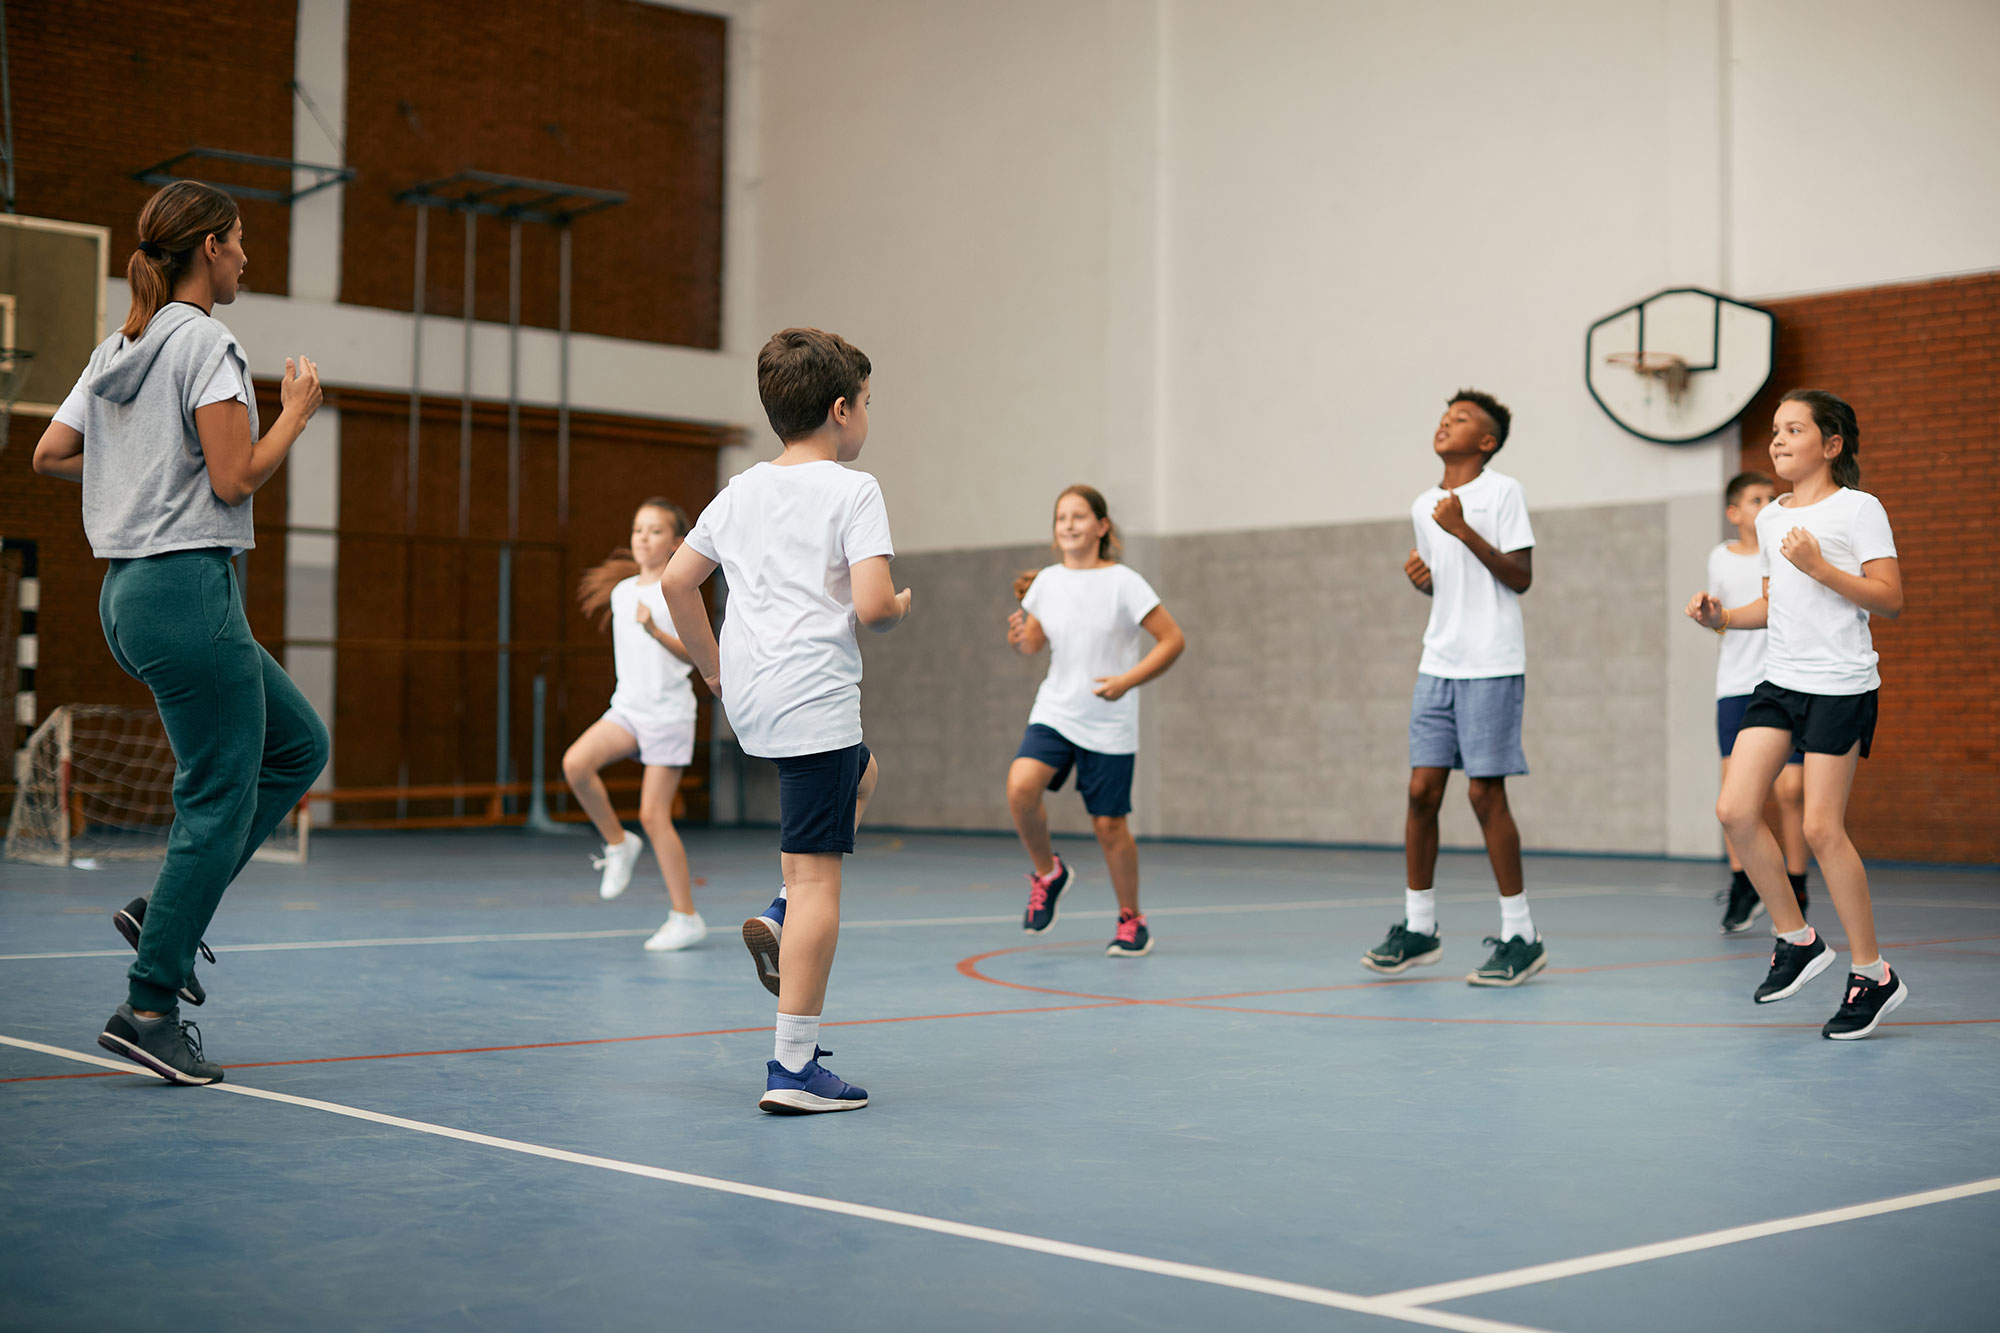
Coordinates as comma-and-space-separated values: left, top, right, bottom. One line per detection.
662, 328, 910, 1113
1362, 390, 1545, 986
1704, 472, 1808, 934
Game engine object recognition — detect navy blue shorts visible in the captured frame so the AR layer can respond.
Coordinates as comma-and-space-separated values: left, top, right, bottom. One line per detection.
773, 742, 872, 855
1716, 694, 1802, 763
1014, 723, 1134, 818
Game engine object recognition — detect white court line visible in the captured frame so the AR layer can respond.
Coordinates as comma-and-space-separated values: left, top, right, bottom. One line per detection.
0, 1035, 1546, 1333
1378, 1175, 2000, 1309
0, 887, 1628, 963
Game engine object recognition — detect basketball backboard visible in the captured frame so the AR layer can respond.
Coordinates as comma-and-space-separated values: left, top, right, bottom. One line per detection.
1585, 287, 1775, 445
0, 215, 109, 419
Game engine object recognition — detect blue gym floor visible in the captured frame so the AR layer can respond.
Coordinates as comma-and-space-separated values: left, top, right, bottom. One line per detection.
3, 829, 1997, 1332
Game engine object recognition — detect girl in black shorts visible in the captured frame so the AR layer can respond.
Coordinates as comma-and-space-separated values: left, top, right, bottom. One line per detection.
1687, 390, 1907, 1039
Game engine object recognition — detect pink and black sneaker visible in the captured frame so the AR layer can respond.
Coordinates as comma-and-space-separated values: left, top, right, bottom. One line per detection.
1022, 855, 1073, 933
1106, 910, 1152, 957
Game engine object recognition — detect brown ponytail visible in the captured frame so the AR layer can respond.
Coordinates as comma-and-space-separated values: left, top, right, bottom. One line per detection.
122, 181, 240, 339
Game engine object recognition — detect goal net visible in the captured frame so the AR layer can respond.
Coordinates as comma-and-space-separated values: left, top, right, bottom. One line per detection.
4, 704, 308, 867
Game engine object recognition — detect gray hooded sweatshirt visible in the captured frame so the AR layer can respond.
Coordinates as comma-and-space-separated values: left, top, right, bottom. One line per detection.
77, 302, 259, 559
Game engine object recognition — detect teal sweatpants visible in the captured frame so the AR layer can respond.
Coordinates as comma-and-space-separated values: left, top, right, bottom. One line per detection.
99, 548, 329, 1012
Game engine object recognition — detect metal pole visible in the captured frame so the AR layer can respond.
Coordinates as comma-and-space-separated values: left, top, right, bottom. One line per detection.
398, 204, 427, 821
557, 226, 571, 539
0, 0, 18, 212
454, 210, 475, 818
497, 221, 520, 813
524, 674, 560, 834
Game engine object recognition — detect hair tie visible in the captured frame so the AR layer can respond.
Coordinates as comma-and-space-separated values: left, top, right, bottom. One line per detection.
137, 239, 166, 260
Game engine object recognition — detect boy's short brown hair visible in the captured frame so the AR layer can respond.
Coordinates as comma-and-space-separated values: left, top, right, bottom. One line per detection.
757, 328, 872, 442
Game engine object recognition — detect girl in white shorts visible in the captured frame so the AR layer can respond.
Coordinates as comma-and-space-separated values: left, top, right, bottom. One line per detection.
567, 499, 707, 951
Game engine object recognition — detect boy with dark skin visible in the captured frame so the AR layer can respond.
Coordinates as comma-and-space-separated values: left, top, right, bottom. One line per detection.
1366, 392, 1544, 985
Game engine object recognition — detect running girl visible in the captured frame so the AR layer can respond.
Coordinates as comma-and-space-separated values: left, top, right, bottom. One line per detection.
566, 499, 707, 951
1686, 390, 1907, 1038
1007, 485, 1185, 956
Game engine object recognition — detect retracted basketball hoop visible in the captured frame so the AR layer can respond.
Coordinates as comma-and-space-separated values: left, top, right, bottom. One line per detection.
1585, 287, 1775, 444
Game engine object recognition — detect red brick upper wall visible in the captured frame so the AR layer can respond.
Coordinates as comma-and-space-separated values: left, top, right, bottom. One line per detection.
340, 0, 725, 348
7, 0, 299, 296
1739, 271, 2000, 864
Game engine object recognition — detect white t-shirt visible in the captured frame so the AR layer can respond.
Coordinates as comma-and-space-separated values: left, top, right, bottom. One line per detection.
1020, 563, 1162, 755
607, 576, 697, 722
683, 460, 895, 758
1756, 487, 1897, 696
1411, 468, 1535, 678
1707, 543, 1770, 698
54, 354, 246, 430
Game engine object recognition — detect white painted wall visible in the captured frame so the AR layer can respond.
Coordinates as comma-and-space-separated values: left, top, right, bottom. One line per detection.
749, 0, 1167, 551
748, 0, 1999, 550
1730, 0, 2000, 298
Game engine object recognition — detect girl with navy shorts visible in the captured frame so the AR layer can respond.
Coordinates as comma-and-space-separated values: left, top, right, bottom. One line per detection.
1687, 390, 1908, 1039
566, 499, 707, 952
1006, 486, 1184, 956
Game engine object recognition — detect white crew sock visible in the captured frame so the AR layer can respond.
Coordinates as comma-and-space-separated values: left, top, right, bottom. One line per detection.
777, 883, 788, 901
1777, 924, 1815, 946
1853, 956, 1888, 984
1405, 889, 1437, 935
773, 1011, 819, 1073
1499, 894, 1534, 942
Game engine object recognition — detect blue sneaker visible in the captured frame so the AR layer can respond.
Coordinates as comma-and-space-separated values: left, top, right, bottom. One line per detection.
759, 1047, 868, 1114
742, 889, 785, 997
1022, 854, 1073, 933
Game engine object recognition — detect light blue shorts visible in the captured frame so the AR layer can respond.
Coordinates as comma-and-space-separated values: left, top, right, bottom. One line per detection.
1409, 673, 1527, 778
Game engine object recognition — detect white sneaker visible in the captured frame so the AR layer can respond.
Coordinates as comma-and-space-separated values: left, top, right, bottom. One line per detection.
644, 912, 708, 952
593, 832, 645, 900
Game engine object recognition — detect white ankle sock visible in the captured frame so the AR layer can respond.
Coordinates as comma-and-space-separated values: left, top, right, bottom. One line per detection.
777, 883, 788, 901
1499, 894, 1533, 942
1853, 956, 1888, 983
774, 1012, 819, 1073
1405, 889, 1436, 935
1778, 924, 1815, 946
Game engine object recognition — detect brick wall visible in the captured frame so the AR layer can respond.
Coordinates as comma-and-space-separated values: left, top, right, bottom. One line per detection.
340, 0, 726, 347
327, 390, 726, 822
8, 0, 298, 292
1738, 271, 2000, 864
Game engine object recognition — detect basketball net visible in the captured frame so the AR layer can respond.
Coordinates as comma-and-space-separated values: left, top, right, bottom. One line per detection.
1605, 350, 1690, 405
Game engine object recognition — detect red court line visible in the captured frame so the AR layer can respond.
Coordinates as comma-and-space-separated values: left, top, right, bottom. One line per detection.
11, 933, 1997, 1086
955, 935, 2000, 1030
0, 999, 1133, 1084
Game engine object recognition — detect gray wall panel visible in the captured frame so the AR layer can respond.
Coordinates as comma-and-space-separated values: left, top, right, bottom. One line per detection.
847, 501, 1688, 859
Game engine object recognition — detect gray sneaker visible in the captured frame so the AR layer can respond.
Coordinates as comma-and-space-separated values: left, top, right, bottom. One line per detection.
113, 897, 210, 1006
1361, 921, 1443, 974
97, 1004, 224, 1085
1467, 934, 1548, 987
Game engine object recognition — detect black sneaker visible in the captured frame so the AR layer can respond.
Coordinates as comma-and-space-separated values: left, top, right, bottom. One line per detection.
1719, 878, 1764, 935
1467, 934, 1547, 987
1106, 911, 1152, 957
1361, 921, 1443, 974
1022, 855, 1073, 933
97, 1004, 224, 1085
112, 897, 211, 1006
1753, 931, 1836, 1003
1822, 969, 1908, 1040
